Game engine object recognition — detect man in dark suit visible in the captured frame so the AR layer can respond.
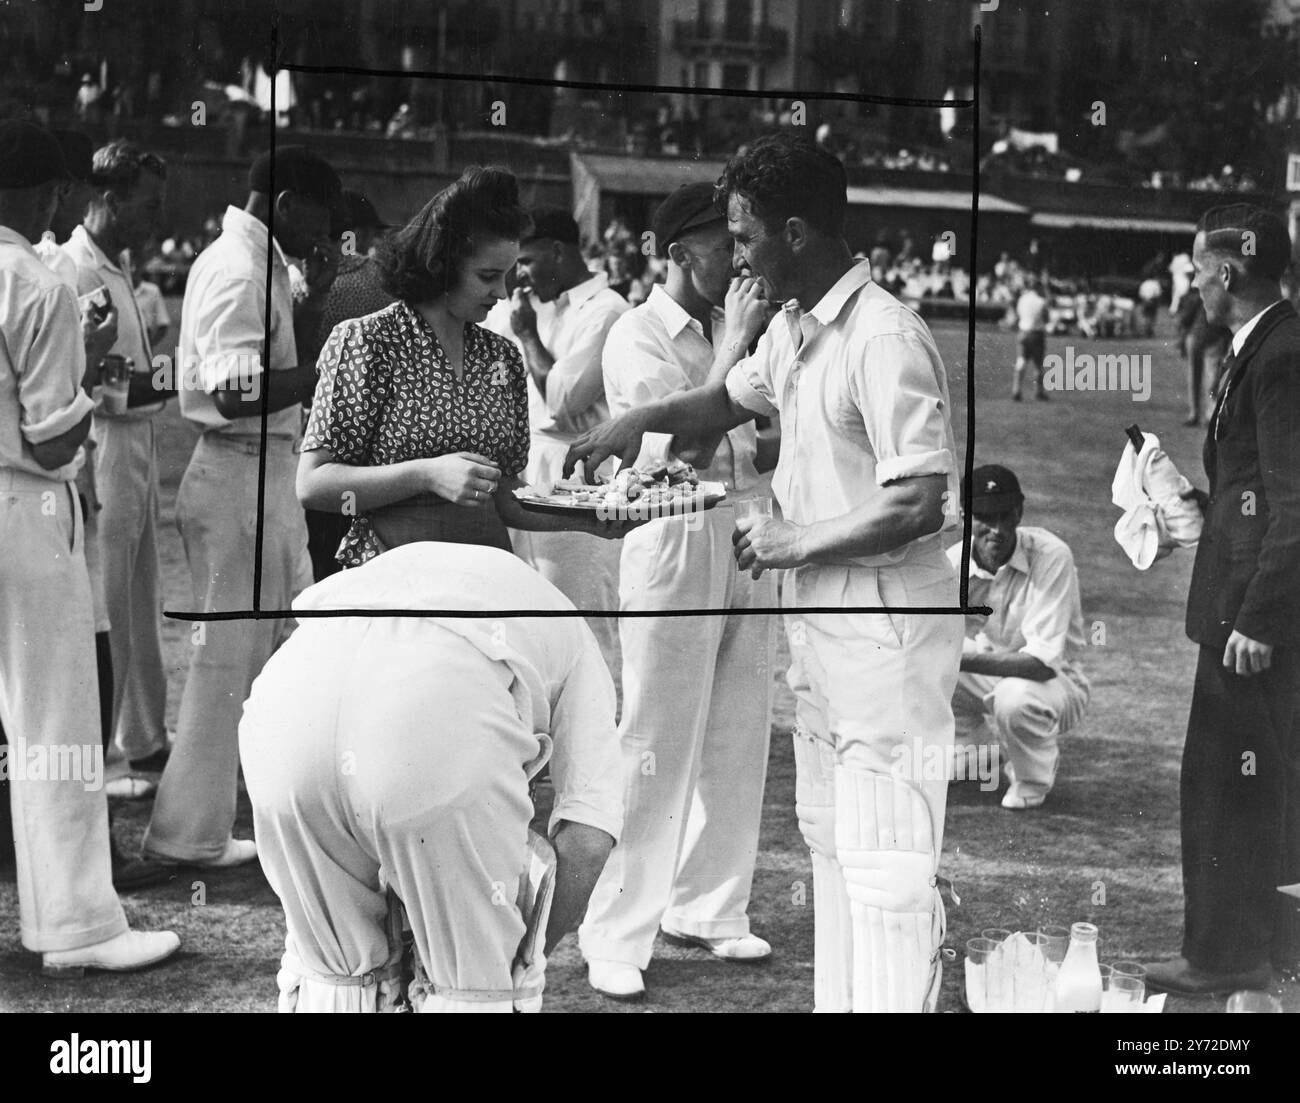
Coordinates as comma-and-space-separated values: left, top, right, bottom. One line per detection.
1145, 204, 1300, 996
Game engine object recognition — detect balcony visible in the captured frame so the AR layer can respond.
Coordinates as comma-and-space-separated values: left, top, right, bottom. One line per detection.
671, 19, 790, 61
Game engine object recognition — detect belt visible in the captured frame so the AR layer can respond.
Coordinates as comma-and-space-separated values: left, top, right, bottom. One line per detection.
200, 432, 297, 456
0, 466, 71, 493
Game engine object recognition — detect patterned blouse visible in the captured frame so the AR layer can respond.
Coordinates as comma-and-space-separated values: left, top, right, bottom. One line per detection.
303, 300, 531, 567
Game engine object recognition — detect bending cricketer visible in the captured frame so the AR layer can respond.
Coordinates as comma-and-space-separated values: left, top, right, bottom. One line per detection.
566, 135, 963, 1013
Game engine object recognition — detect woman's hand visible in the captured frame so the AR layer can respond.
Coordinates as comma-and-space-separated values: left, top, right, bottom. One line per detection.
423, 452, 501, 507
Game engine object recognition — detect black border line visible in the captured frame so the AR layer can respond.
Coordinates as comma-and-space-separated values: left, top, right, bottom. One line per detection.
166, 19, 990, 623
959, 24, 982, 610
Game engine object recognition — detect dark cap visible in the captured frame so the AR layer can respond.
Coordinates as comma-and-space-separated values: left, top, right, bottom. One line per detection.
52, 130, 94, 183
248, 145, 341, 208
0, 120, 67, 188
965, 464, 1024, 515
651, 181, 724, 259
523, 207, 579, 246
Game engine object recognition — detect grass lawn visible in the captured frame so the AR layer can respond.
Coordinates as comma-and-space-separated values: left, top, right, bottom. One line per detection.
2, 307, 1295, 1013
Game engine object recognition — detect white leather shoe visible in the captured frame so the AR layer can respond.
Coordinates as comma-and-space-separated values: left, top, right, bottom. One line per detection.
202, 837, 258, 867
42, 929, 180, 978
1001, 785, 1047, 811
662, 928, 772, 962
587, 959, 645, 1000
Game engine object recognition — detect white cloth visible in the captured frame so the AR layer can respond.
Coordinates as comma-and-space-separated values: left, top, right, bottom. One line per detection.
602, 284, 762, 493
0, 225, 94, 481
724, 260, 959, 565
177, 205, 300, 439
239, 543, 623, 1013
1110, 434, 1202, 569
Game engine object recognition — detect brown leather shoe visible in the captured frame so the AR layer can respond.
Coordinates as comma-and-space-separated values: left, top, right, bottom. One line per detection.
1143, 956, 1273, 997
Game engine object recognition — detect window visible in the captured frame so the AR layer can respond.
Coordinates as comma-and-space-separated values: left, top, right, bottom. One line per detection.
723, 63, 749, 90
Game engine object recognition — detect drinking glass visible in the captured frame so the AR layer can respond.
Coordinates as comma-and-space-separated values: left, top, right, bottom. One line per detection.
1112, 961, 1146, 981
1101, 974, 1144, 1012
1038, 925, 1071, 965
734, 497, 773, 523
1226, 990, 1283, 1013
981, 928, 1012, 944
964, 937, 999, 1013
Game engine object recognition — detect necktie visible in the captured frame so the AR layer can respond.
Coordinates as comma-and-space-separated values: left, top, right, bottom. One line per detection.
1210, 348, 1240, 440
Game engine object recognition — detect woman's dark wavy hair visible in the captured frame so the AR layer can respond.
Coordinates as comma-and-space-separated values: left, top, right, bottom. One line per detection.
377, 166, 531, 302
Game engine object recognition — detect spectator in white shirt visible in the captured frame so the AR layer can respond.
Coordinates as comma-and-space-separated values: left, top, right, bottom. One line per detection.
0, 119, 179, 977
62, 141, 175, 780
504, 209, 630, 675
580, 183, 776, 1000
142, 146, 341, 870
947, 465, 1090, 811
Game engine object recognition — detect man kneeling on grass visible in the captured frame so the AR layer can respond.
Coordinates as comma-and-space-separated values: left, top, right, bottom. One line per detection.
948, 465, 1091, 811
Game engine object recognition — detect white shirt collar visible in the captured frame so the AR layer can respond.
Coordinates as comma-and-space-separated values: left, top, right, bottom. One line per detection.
68, 224, 124, 274
220, 205, 288, 270
558, 270, 609, 309
805, 259, 874, 326
965, 533, 1030, 581
1230, 300, 1284, 357
646, 283, 719, 339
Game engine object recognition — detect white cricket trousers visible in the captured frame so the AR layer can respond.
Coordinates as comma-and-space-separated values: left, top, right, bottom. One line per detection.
94, 416, 168, 761
240, 617, 541, 1013
0, 470, 128, 951
785, 542, 962, 1012
144, 434, 309, 862
952, 670, 1089, 799
509, 434, 621, 678
579, 505, 776, 968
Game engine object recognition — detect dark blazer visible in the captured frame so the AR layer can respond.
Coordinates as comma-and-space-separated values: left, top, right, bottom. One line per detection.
1186, 300, 1300, 650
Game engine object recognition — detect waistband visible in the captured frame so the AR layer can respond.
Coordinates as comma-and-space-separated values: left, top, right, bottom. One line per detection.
0, 467, 70, 492
199, 432, 298, 455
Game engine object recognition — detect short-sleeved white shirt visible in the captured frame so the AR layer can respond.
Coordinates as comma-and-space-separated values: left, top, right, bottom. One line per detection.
177, 205, 299, 439
602, 284, 760, 494
61, 225, 165, 420
947, 525, 1089, 686
532, 271, 629, 440
725, 260, 958, 566
0, 225, 95, 482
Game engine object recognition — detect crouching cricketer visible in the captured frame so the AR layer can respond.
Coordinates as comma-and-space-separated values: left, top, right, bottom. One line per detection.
239, 542, 623, 1012
567, 135, 963, 1012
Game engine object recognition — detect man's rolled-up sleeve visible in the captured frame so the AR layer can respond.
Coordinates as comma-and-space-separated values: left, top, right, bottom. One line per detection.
546, 629, 624, 841
192, 277, 266, 396
19, 286, 94, 443
1017, 545, 1080, 671
724, 328, 779, 418
853, 331, 954, 486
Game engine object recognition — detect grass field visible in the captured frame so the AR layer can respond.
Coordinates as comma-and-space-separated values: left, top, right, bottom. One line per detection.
2, 308, 1296, 1013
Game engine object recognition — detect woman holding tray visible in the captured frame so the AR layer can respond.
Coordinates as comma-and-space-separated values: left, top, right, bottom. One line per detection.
297, 166, 628, 566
